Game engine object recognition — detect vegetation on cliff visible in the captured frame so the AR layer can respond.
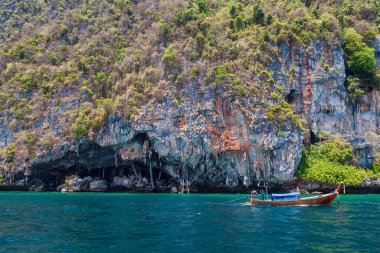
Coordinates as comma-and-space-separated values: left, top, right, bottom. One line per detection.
0, 0, 379, 183
297, 135, 380, 186
343, 27, 378, 101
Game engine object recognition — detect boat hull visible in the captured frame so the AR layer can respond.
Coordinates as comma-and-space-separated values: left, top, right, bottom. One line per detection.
248, 183, 343, 206
249, 193, 338, 206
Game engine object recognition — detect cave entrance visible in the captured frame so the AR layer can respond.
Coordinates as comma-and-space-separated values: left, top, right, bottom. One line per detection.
135, 133, 162, 187
285, 89, 297, 104
310, 130, 318, 144
125, 162, 173, 186
78, 166, 123, 182
37, 133, 176, 189
44, 169, 67, 190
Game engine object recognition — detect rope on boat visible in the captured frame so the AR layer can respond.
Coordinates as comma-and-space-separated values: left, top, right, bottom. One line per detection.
337, 192, 340, 205
219, 196, 250, 205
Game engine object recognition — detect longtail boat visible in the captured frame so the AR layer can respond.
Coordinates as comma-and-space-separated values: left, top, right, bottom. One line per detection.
248, 182, 343, 206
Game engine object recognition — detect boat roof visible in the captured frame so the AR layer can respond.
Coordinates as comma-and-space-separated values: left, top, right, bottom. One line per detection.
271, 192, 300, 198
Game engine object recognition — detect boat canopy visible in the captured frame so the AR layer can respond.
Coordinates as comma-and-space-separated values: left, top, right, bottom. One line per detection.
271, 192, 300, 201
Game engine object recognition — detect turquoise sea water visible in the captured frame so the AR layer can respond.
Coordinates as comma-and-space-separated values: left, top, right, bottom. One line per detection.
0, 193, 379, 253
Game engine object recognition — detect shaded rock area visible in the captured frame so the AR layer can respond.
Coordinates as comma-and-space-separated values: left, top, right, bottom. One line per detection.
52, 174, 183, 193
0, 184, 28, 191
372, 35, 380, 68
89, 180, 108, 192
361, 178, 380, 188
344, 136, 375, 169
295, 180, 380, 194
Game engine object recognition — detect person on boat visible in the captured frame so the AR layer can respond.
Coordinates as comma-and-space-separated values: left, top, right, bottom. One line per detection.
250, 190, 258, 201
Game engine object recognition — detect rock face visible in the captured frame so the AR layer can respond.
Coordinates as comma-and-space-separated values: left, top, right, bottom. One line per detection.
0, 40, 379, 191
112, 176, 130, 188
57, 176, 92, 192
345, 136, 374, 169
89, 180, 108, 192
57, 177, 108, 192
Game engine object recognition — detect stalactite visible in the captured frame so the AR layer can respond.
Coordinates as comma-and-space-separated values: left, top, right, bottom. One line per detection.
114, 153, 118, 168
158, 170, 162, 181
131, 162, 141, 179
190, 165, 204, 184
76, 143, 79, 157
149, 146, 154, 188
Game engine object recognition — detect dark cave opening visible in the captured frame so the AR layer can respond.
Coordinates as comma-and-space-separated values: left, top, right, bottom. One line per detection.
35, 133, 178, 190
285, 89, 297, 104
310, 130, 318, 144
41, 162, 176, 191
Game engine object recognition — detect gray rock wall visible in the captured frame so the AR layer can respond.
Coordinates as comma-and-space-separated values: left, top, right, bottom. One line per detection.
1, 40, 379, 189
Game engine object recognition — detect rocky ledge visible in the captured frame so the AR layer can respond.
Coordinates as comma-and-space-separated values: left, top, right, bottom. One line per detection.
295, 180, 380, 194
3, 177, 380, 194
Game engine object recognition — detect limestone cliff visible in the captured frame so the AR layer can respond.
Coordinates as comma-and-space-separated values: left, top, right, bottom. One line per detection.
0, 0, 379, 191
2, 40, 378, 190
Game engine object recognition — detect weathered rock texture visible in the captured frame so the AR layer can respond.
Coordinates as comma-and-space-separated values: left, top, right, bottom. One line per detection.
0, 38, 380, 191
1, 39, 379, 190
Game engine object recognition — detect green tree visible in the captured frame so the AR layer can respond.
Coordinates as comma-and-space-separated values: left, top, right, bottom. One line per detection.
229, 4, 238, 18
346, 76, 366, 103
5, 144, 16, 163
215, 66, 234, 86
297, 136, 377, 186
252, 4, 265, 25
343, 28, 376, 79
196, 0, 208, 13
162, 44, 177, 66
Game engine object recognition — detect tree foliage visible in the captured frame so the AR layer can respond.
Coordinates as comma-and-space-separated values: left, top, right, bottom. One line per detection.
297, 136, 380, 186
346, 76, 366, 103
343, 28, 377, 80
252, 4, 265, 25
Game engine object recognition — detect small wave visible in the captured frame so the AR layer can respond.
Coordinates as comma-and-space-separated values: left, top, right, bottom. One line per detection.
4, 237, 20, 243
63, 205, 78, 210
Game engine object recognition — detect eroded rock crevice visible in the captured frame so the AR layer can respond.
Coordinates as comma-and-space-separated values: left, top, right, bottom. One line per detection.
24, 133, 174, 191
18, 123, 303, 192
